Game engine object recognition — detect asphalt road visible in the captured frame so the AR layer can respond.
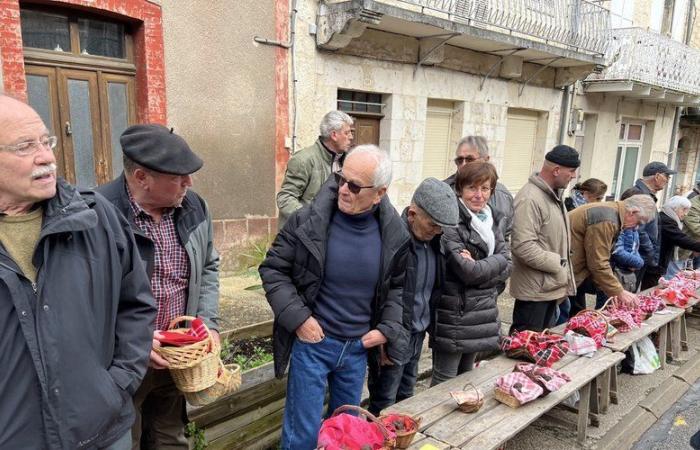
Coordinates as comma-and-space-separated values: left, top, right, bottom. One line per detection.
633, 379, 700, 450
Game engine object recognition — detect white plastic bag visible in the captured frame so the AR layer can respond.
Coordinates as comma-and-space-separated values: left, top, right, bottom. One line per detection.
632, 336, 661, 375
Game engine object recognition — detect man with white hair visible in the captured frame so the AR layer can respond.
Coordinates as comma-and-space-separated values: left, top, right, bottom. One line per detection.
276, 110, 354, 228
444, 135, 513, 241
0, 95, 155, 449
260, 145, 410, 450
568, 194, 658, 316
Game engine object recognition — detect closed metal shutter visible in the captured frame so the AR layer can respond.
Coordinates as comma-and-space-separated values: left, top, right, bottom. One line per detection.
502, 109, 539, 194
422, 100, 454, 180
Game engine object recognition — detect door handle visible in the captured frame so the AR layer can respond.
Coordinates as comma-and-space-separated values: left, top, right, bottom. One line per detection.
65, 121, 72, 136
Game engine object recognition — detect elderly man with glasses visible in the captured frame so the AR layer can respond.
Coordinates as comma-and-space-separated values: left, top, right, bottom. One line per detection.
444, 135, 514, 242
0, 95, 155, 449
260, 145, 410, 450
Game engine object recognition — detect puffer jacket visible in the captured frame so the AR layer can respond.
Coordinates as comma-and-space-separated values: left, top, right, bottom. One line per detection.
612, 228, 644, 270
430, 201, 512, 354
1, 179, 155, 449
260, 179, 411, 378
659, 211, 700, 274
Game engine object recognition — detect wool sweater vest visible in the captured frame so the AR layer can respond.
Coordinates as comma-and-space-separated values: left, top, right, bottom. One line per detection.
314, 208, 381, 339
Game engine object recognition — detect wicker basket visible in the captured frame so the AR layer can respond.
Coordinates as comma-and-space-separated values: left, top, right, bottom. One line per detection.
450, 383, 484, 413
379, 413, 421, 449
326, 405, 396, 450
156, 316, 219, 392
495, 387, 522, 408
184, 361, 242, 406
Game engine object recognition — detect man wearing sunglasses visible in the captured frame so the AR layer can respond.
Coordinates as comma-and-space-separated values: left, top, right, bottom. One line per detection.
276, 110, 354, 228
260, 145, 410, 450
444, 136, 514, 242
0, 95, 155, 449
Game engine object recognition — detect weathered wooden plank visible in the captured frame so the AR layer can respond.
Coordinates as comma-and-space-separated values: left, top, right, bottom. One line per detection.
220, 319, 273, 341
425, 350, 623, 449
603, 308, 683, 352
204, 397, 285, 443
207, 407, 284, 450
407, 432, 453, 449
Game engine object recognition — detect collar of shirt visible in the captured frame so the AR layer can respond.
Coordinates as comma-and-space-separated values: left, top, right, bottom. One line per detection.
125, 181, 176, 222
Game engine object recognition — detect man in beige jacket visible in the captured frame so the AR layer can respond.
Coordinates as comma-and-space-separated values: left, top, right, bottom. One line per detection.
509, 145, 580, 332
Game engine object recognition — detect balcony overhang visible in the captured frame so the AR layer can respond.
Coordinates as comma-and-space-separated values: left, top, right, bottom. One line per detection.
317, 0, 609, 68
582, 81, 700, 106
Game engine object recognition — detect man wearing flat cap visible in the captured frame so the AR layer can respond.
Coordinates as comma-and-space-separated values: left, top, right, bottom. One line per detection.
510, 145, 579, 331
367, 177, 458, 415
98, 124, 220, 449
621, 161, 675, 290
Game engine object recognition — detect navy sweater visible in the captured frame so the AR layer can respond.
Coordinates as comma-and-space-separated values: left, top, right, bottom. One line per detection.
314, 208, 382, 339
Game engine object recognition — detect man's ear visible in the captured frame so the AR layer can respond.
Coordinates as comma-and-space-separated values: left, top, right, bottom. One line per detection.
374, 186, 388, 204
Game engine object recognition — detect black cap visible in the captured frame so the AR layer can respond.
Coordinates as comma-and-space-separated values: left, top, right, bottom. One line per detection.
642, 161, 676, 177
120, 124, 203, 175
545, 145, 580, 168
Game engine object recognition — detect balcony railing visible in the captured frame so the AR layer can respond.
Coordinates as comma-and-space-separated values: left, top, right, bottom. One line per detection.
586, 28, 700, 96
393, 0, 610, 56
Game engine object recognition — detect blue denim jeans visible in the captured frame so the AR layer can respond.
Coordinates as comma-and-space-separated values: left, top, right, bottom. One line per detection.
281, 335, 367, 450
367, 331, 425, 416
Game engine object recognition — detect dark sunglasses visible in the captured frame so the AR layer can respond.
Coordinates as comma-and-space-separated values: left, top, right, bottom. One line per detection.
454, 155, 477, 165
334, 171, 374, 194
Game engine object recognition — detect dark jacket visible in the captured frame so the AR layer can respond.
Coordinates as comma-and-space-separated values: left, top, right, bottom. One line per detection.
400, 209, 445, 333
259, 179, 411, 378
445, 174, 513, 242
612, 228, 644, 270
622, 180, 660, 267
659, 211, 700, 273
97, 175, 220, 330
431, 202, 512, 354
0, 179, 155, 449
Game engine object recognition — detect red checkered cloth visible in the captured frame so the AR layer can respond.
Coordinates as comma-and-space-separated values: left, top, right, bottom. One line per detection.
638, 294, 666, 316
565, 310, 607, 348
602, 298, 641, 333
514, 363, 571, 394
655, 273, 700, 308
500, 330, 570, 368
156, 318, 209, 347
495, 372, 543, 404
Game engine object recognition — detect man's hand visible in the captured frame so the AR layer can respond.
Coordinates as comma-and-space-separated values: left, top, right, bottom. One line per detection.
460, 249, 474, 262
361, 329, 387, 349
150, 331, 170, 369
617, 290, 639, 308
296, 316, 324, 343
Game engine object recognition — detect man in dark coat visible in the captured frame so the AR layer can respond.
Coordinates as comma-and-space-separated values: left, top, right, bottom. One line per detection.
0, 95, 155, 449
367, 178, 459, 415
260, 145, 410, 450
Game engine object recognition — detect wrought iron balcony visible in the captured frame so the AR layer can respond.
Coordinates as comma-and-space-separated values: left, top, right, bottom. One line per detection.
584, 28, 700, 103
317, 0, 610, 67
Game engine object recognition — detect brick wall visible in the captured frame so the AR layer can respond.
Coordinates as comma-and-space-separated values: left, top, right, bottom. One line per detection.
0, 0, 166, 124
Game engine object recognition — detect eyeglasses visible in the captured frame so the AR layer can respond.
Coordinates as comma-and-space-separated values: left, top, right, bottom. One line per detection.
334, 171, 374, 194
0, 136, 57, 157
454, 155, 477, 166
462, 185, 492, 196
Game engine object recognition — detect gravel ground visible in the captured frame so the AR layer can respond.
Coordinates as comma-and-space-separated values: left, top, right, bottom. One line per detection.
218, 270, 272, 330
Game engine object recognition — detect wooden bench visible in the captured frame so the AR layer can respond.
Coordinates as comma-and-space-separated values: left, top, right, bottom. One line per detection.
385, 349, 624, 449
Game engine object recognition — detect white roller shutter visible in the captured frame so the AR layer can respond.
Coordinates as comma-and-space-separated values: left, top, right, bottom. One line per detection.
422, 100, 454, 180
502, 109, 539, 194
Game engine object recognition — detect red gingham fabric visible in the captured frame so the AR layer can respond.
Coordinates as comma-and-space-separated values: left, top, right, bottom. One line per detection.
500, 330, 569, 368
129, 190, 190, 331
495, 372, 543, 404
565, 311, 607, 348
602, 298, 641, 333
514, 363, 571, 393
638, 294, 666, 316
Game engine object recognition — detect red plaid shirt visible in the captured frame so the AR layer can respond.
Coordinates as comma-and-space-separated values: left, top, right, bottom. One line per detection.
128, 189, 190, 331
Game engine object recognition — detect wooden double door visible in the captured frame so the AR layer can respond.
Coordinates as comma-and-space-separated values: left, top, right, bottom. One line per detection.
25, 64, 136, 188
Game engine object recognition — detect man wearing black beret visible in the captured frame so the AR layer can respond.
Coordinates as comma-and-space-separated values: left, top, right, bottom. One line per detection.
97, 124, 220, 449
509, 145, 580, 332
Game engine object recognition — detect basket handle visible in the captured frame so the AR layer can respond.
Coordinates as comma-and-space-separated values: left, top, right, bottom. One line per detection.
571, 308, 609, 329
330, 405, 391, 441
166, 315, 216, 352
462, 382, 482, 404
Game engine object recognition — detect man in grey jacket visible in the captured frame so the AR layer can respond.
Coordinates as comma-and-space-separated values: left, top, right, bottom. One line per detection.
444, 135, 514, 241
276, 110, 354, 228
0, 95, 155, 449
98, 125, 220, 449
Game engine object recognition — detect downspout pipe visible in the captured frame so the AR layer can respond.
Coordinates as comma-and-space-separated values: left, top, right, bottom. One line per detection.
558, 85, 573, 145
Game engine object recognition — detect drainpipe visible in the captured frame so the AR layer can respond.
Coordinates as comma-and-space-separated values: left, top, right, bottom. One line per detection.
557, 84, 573, 145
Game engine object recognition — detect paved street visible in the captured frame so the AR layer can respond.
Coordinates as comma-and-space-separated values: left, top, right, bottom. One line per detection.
633, 379, 700, 450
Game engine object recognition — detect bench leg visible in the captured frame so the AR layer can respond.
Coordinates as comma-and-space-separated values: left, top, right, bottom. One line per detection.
589, 376, 600, 427
578, 382, 592, 444
600, 367, 611, 414
670, 318, 682, 360
610, 364, 619, 405
659, 324, 668, 369
681, 312, 689, 352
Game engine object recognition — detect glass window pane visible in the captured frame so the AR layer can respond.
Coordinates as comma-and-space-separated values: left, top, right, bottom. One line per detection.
67, 79, 97, 188
78, 18, 125, 58
354, 92, 367, 112
611, 146, 623, 197
620, 146, 640, 194
337, 90, 352, 112
107, 82, 128, 178
20, 10, 71, 52
367, 94, 381, 113
26, 75, 54, 135
628, 124, 643, 140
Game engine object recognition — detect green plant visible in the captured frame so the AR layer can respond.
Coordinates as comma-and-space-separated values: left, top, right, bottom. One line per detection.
219, 338, 234, 363
239, 238, 272, 270
185, 421, 207, 450
231, 345, 273, 371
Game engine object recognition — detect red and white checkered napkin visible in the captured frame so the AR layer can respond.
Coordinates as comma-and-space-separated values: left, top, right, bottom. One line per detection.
495, 372, 543, 404
156, 317, 209, 347
514, 363, 571, 393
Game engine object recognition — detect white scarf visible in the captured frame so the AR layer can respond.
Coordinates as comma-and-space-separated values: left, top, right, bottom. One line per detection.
460, 199, 495, 256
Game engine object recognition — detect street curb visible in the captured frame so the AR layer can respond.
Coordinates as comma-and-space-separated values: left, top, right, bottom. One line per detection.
672, 353, 700, 384
638, 377, 689, 417
595, 406, 658, 450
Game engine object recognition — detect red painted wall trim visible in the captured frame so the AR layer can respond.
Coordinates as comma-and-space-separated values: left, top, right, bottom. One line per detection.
0, 0, 166, 124
274, 0, 290, 193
